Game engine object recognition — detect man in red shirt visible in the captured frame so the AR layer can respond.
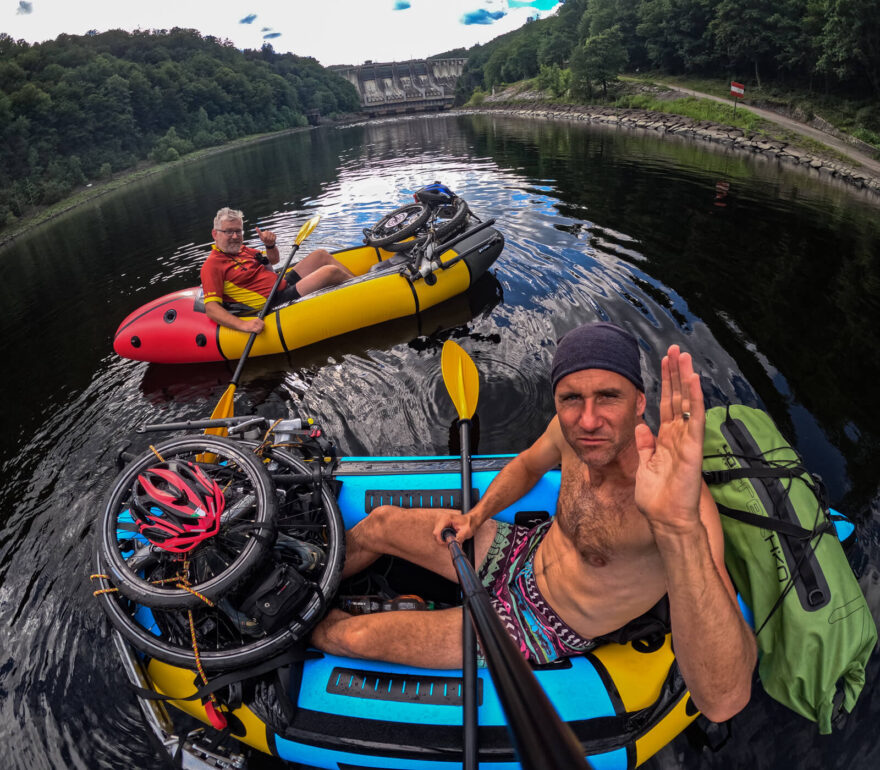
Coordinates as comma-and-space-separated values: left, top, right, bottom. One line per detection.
201, 207, 354, 334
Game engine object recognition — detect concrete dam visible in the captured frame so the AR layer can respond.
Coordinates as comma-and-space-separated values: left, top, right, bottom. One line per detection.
330, 59, 466, 116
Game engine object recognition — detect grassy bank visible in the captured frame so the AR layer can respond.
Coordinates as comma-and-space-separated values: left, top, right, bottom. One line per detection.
614, 83, 855, 165
639, 73, 880, 149
470, 75, 759, 127
472, 74, 872, 168
614, 90, 762, 133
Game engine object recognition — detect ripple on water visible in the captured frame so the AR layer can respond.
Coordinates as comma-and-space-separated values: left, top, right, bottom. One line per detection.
2, 113, 880, 770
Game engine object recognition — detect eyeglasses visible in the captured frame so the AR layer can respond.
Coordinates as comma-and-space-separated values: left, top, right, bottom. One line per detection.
216, 228, 243, 237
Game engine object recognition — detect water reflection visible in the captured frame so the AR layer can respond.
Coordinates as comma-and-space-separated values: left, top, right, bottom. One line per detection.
0, 113, 879, 770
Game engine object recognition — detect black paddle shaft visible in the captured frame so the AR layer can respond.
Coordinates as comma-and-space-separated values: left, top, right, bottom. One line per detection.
442, 528, 591, 770
458, 419, 478, 770
229, 241, 303, 387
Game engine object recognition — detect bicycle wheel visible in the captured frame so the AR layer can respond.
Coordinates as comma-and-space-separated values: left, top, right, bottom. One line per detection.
435, 198, 470, 241
93, 444, 345, 672
364, 203, 431, 247
383, 197, 470, 252
98, 435, 277, 610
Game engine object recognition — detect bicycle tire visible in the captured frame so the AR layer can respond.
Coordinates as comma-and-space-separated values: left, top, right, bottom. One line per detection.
435, 198, 470, 241
364, 203, 431, 247
382, 198, 470, 252
384, 235, 425, 253
98, 435, 277, 610
94, 445, 345, 672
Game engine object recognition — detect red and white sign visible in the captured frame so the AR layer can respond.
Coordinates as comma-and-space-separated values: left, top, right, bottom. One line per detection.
730, 81, 745, 98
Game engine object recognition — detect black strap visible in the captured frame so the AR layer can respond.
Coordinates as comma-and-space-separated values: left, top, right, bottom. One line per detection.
716, 503, 834, 540
714, 409, 833, 617
131, 646, 322, 703
275, 658, 308, 724
683, 715, 732, 754
310, 463, 323, 510
702, 465, 808, 485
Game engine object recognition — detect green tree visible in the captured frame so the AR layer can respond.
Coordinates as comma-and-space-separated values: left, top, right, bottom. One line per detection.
637, 0, 717, 73
709, 0, 780, 87
817, 0, 880, 97
484, 46, 507, 89
97, 73, 136, 142
502, 38, 540, 82
571, 25, 630, 98
537, 63, 572, 97
579, 0, 647, 70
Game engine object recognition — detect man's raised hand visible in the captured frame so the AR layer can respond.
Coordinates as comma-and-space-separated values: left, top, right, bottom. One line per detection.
633, 345, 705, 534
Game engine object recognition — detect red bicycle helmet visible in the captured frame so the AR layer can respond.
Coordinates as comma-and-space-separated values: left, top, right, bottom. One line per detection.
131, 460, 225, 553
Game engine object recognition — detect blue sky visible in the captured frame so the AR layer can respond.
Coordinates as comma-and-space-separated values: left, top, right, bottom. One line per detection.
3, 0, 563, 66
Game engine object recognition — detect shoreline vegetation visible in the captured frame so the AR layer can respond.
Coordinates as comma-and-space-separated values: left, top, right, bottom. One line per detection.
460, 82, 880, 200
8, 2, 880, 244
4, 81, 880, 250
0, 28, 362, 249
0, 125, 315, 250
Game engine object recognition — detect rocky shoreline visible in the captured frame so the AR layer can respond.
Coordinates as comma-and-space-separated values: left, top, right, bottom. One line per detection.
4, 103, 877, 250
457, 102, 880, 199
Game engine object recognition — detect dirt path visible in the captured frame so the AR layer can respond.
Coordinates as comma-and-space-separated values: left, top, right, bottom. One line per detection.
663, 83, 880, 176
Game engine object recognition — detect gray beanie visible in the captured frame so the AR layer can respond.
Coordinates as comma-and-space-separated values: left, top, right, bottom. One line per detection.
551, 322, 644, 393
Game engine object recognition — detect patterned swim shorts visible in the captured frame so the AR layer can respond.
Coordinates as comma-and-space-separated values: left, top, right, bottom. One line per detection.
477, 519, 596, 665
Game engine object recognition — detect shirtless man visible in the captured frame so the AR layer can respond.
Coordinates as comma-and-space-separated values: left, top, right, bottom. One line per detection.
201, 207, 354, 334
311, 322, 757, 722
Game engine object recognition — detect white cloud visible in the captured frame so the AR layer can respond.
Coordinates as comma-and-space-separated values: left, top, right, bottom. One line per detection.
0, 1, 561, 66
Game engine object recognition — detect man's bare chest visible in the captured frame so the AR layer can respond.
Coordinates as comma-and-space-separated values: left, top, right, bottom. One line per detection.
555, 469, 656, 567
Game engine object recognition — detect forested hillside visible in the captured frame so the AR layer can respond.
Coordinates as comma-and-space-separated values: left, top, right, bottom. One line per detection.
453, 0, 880, 116
0, 28, 360, 231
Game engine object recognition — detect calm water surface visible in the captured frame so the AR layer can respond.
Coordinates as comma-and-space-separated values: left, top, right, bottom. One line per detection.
1, 114, 879, 769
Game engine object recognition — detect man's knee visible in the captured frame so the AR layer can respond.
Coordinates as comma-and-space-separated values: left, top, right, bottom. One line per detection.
353, 504, 401, 547
327, 264, 351, 284
351, 504, 440, 557
305, 263, 347, 288
311, 610, 367, 658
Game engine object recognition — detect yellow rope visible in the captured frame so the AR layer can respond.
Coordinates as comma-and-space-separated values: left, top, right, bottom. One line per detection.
94, 561, 221, 716
187, 609, 211, 686
148, 445, 166, 462
187, 609, 224, 715
89, 573, 118, 596
175, 583, 215, 606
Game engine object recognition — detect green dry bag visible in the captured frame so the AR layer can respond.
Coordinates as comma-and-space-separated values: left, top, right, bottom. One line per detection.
702, 405, 876, 733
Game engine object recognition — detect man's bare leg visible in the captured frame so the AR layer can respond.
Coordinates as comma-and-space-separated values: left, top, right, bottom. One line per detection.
292, 248, 355, 294
310, 507, 499, 668
311, 606, 466, 668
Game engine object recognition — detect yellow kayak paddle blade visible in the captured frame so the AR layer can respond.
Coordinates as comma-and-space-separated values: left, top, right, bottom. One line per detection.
441, 339, 479, 420
197, 383, 237, 461
295, 215, 321, 245
204, 383, 237, 436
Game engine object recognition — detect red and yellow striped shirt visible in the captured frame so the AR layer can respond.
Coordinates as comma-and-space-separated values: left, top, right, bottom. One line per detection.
200, 246, 286, 310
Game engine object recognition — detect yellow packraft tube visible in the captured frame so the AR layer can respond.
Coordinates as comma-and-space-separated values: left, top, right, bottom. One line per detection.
217, 226, 502, 360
